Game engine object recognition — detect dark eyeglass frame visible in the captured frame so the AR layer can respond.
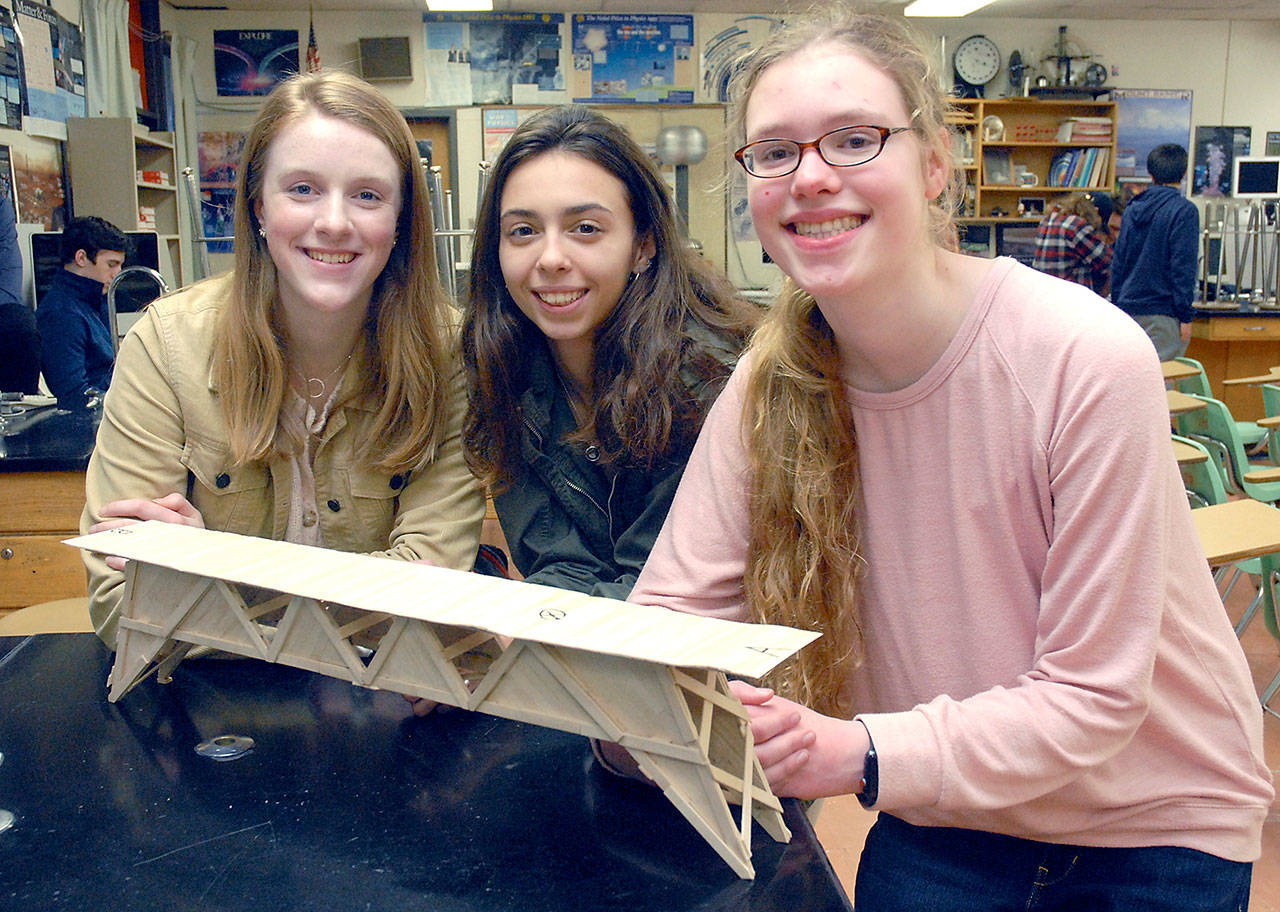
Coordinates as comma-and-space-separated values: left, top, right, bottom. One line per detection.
734, 125, 913, 178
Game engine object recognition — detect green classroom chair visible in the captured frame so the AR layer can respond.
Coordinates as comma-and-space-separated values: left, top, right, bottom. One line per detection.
1178, 393, 1280, 501
1176, 434, 1263, 635
1172, 357, 1265, 449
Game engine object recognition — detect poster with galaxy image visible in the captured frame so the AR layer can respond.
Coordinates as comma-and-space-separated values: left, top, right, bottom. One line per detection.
214, 29, 299, 97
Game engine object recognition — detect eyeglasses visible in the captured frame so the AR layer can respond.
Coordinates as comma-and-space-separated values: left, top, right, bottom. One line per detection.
734, 125, 913, 178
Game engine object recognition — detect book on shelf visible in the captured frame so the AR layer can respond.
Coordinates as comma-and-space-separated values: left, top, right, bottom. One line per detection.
1074, 148, 1097, 187
1087, 148, 1110, 187
1048, 150, 1075, 188
1055, 117, 1113, 143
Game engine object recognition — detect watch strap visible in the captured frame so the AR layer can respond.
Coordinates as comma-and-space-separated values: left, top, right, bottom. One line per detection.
857, 724, 878, 809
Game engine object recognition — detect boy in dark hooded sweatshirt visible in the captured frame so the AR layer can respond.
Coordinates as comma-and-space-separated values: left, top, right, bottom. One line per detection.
1111, 143, 1198, 360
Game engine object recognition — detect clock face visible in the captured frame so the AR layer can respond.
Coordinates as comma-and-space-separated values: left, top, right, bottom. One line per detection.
954, 35, 1000, 87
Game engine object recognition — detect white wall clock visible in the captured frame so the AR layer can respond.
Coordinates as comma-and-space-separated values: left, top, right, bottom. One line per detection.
954, 34, 1001, 97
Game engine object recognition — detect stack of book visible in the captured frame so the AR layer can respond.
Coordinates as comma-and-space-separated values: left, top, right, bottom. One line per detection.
1055, 117, 1113, 142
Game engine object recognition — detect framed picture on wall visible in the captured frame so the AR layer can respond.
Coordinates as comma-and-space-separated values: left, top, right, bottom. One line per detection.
0, 143, 17, 222
1192, 126, 1250, 197
1267, 132, 1280, 157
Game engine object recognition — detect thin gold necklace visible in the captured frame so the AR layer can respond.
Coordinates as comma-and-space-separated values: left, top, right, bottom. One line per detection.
294, 353, 352, 401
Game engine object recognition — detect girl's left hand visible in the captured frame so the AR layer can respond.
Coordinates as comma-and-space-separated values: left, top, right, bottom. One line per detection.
729, 680, 870, 800
90, 493, 206, 570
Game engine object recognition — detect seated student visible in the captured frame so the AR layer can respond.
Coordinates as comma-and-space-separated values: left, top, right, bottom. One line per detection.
84, 70, 485, 648
461, 105, 758, 600
630, 8, 1272, 911
36, 216, 127, 406
1030, 191, 1112, 294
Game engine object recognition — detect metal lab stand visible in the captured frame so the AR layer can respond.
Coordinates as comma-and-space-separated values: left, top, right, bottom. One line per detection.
182, 167, 233, 283
426, 160, 489, 304
1201, 200, 1280, 309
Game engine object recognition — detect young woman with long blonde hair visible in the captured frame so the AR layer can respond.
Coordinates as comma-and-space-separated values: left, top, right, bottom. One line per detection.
83, 71, 484, 647
631, 9, 1271, 909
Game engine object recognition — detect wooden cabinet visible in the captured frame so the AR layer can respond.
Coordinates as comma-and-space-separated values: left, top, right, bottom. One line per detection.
0, 471, 87, 611
1189, 317, 1280, 421
65, 117, 186, 288
951, 97, 1117, 225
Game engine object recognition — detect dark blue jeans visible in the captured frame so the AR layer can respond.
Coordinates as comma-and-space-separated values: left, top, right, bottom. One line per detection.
855, 813, 1252, 912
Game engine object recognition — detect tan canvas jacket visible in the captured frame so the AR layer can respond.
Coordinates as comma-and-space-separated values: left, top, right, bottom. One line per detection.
82, 274, 485, 647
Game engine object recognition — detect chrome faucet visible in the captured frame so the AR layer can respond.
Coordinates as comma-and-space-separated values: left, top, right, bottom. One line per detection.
106, 266, 168, 354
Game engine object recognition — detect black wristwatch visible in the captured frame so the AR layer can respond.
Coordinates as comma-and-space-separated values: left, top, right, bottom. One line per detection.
857, 728, 878, 809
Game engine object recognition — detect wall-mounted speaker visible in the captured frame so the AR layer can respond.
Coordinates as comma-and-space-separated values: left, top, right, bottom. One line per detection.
358, 37, 412, 81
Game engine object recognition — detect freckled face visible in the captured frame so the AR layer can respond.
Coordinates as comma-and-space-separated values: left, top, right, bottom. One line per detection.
743, 44, 947, 305
497, 150, 652, 371
255, 112, 402, 324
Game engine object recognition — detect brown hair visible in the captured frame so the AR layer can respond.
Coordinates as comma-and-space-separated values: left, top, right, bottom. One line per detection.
215, 69, 452, 473
1050, 191, 1102, 230
727, 7, 956, 716
462, 104, 758, 486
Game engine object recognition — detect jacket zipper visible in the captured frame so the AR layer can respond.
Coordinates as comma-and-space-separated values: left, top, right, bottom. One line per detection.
522, 413, 609, 520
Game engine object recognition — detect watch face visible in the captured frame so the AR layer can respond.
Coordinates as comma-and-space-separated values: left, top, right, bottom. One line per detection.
954, 35, 1000, 86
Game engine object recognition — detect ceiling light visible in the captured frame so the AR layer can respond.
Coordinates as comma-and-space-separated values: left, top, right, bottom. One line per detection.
903, 0, 998, 15
425, 0, 493, 11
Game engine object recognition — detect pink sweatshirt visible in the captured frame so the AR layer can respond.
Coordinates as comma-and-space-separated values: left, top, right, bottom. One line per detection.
631, 258, 1273, 861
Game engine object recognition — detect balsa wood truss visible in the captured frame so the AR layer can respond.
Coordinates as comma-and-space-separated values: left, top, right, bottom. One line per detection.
68, 522, 820, 878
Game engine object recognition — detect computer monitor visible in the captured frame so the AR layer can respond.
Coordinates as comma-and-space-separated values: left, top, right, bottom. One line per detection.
1233, 156, 1280, 200
29, 229, 162, 312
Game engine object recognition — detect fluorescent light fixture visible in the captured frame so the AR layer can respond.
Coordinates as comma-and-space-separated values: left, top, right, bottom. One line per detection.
425, 0, 493, 10
903, 0, 998, 15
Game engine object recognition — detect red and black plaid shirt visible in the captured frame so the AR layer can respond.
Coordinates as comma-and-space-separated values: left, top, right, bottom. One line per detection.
1031, 210, 1112, 293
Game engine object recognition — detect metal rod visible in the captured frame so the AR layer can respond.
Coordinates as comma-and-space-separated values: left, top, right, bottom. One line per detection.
427, 165, 455, 301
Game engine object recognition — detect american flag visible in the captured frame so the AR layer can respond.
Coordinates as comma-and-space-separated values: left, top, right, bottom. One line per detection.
306, 9, 320, 73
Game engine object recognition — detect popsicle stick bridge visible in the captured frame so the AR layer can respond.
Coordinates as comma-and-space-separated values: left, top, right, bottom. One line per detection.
68, 522, 820, 878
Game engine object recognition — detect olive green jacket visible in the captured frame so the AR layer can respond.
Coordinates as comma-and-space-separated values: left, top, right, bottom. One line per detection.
82, 275, 485, 647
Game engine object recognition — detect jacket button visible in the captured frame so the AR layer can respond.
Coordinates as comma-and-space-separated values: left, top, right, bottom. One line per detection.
585, 445, 600, 462
327, 499, 341, 512
215, 473, 231, 489
389, 473, 405, 490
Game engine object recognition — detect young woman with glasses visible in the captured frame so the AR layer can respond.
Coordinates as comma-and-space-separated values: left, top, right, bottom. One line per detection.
629, 8, 1272, 910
